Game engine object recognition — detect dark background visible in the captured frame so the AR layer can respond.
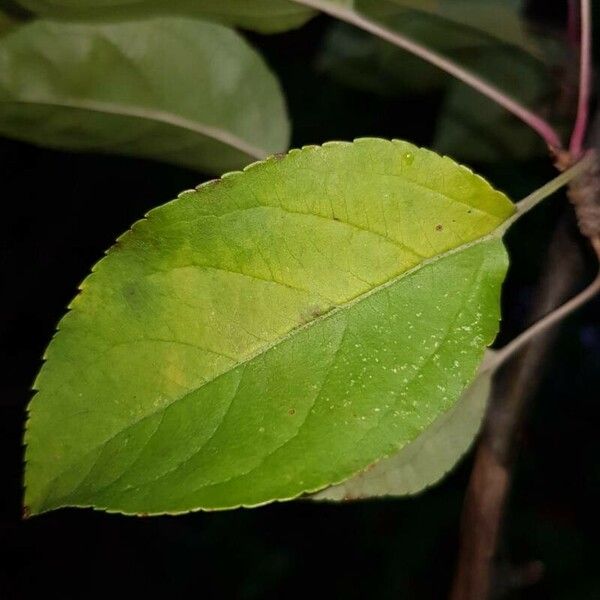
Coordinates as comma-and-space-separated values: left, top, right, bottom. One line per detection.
2, 2, 600, 598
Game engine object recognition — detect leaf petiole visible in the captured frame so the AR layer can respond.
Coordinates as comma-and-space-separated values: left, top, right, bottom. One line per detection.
481, 152, 600, 373
499, 152, 596, 234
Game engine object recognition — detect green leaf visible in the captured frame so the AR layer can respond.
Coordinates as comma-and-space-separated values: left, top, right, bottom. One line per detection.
317, 20, 454, 96
316, 0, 560, 94
388, 0, 542, 57
15, 0, 315, 34
311, 361, 492, 500
24, 138, 514, 516
0, 17, 289, 173
331, 0, 544, 56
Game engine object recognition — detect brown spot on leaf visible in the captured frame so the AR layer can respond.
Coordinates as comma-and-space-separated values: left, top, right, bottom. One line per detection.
288, 408, 296, 416
435, 224, 443, 231
299, 304, 328, 324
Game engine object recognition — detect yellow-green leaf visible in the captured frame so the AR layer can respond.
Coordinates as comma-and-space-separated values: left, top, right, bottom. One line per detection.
24, 138, 514, 516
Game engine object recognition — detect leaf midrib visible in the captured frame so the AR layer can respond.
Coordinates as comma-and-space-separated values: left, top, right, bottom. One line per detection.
1, 97, 268, 160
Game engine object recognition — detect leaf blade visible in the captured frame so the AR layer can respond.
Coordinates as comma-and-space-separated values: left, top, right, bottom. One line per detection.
0, 17, 289, 173
25, 138, 514, 515
312, 364, 492, 500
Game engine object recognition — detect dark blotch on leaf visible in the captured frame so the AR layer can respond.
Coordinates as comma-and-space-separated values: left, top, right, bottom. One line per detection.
299, 304, 328, 324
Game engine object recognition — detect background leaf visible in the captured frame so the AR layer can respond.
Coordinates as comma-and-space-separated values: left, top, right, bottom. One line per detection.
15, 0, 315, 34
318, 18, 458, 95
25, 138, 514, 516
326, 0, 546, 57
0, 9, 16, 35
0, 17, 289, 173
318, 6, 556, 95
314, 0, 566, 161
312, 361, 492, 500
386, 0, 543, 57
432, 46, 557, 163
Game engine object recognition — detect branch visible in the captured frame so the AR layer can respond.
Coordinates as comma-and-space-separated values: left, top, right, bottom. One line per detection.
292, 0, 564, 151
569, 0, 593, 158
504, 152, 595, 229
480, 154, 600, 374
451, 118, 600, 599
451, 213, 589, 600
490, 268, 600, 372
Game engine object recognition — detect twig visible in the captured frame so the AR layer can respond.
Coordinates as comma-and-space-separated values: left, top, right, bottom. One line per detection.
450, 214, 589, 600
502, 152, 595, 230
451, 159, 600, 599
569, 0, 592, 157
291, 0, 564, 151
451, 3, 597, 588
482, 158, 600, 376
490, 269, 600, 372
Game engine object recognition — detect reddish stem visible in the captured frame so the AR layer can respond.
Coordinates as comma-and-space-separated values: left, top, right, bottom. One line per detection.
569, 0, 593, 157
